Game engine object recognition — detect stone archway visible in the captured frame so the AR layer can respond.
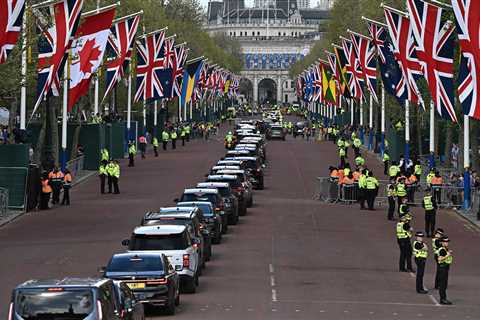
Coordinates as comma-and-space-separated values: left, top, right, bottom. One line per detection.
239, 78, 253, 104
258, 78, 277, 105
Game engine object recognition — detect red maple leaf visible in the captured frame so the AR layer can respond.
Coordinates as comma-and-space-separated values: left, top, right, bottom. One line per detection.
77, 38, 102, 74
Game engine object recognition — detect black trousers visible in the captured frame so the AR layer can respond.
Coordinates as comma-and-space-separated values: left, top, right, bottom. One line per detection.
354, 147, 360, 157
112, 177, 120, 194
186, 134, 190, 142
108, 175, 113, 193
358, 189, 366, 209
397, 238, 413, 270
388, 196, 396, 220
140, 144, 146, 158
40, 192, 50, 210
384, 161, 389, 175
154, 146, 158, 157
434, 261, 440, 288
181, 137, 185, 146
433, 188, 442, 204
61, 187, 70, 205
172, 139, 177, 149
162, 141, 168, 150
52, 184, 61, 204
100, 175, 106, 194
438, 265, 450, 300
340, 156, 345, 168
128, 153, 134, 167
415, 257, 426, 292
366, 189, 377, 209
425, 210, 436, 236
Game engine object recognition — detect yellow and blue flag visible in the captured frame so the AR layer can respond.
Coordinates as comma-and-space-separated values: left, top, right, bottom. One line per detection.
180, 58, 204, 109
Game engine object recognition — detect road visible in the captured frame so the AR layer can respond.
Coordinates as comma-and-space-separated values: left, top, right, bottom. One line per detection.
1, 121, 480, 319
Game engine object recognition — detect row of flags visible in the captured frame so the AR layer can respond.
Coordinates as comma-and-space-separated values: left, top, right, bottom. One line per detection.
295, 0, 480, 123
0, 0, 239, 117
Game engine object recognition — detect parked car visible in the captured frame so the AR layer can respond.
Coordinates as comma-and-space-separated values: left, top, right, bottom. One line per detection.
206, 174, 248, 216
216, 169, 253, 207
267, 124, 286, 140
226, 156, 265, 190
123, 225, 200, 294
196, 182, 239, 225
177, 201, 223, 244
104, 253, 179, 315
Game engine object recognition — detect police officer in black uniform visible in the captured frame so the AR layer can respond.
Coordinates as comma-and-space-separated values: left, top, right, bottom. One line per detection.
432, 228, 444, 290
413, 231, 428, 294
437, 236, 453, 305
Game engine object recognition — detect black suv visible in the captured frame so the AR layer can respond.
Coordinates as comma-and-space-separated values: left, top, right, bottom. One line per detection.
177, 201, 223, 244
206, 174, 247, 216
196, 182, 239, 225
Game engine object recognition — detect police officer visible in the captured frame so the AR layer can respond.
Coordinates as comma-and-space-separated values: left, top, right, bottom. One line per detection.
48, 167, 64, 205
40, 172, 52, 210
61, 169, 72, 205
100, 148, 109, 162
432, 228, 444, 290
106, 160, 116, 194
388, 161, 401, 179
152, 136, 159, 157
171, 129, 178, 149
162, 129, 170, 151
414, 161, 422, 180
339, 147, 346, 168
128, 142, 136, 167
387, 182, 396, 220
353, 136, 362, 157
355, 155, 365, 169
358, 169, 368, 210
396, 177, 408, 207
413, 231, 428, 294
437, 236, 453, 305
383, 152, 390, 175
422, 189, 438, 237
111, 160, 120, 194
99, 161, 107, 194
365, 171, 379, 210
180, 126, 187, 146
185, 124, 191, 142
396, 212, 414, 272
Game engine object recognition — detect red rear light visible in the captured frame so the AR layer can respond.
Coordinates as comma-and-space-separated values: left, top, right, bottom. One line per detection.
8, 302, 13, 320
96, 300, 103, 320
147, 278, 168, 285
183, 254, 190, 267
193, 243, 199, 249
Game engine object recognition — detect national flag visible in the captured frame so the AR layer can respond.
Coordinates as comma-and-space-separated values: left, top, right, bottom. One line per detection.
451, 0, 480, 119
341, 37, 364, 101
350, 31, 378, 102
321, 61, 337, 104
33, 0, 84, 115
333, 45, 351, 98
0, 0, 25, 64
296, 74, 304, 99
103, 14, 141, 102
69, 8, 115, 110
179, 58, 204, 109
383, 6, 424, 107
171, 44, 187, 98
406, 0, 456, 121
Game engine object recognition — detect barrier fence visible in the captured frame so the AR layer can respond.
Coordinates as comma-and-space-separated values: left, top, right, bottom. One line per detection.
66, 156, 85, 178
317, 176, 474, 210
0, 167, 28, 211
0, 187, 8, 216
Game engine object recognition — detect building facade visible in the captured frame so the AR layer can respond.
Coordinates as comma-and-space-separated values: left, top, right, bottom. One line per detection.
205, 0, 329, 105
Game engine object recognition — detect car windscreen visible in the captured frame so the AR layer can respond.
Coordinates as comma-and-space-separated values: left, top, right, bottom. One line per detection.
216, 187, 232, 198
208, 178, 241, 188
129, 233, 188, 250
181, 193, 218, 205
107, 255, 164, 273
177, 203, 214, 216
242, 160, 258, 170
15, 289, 94, 319
271, 127, 283, 132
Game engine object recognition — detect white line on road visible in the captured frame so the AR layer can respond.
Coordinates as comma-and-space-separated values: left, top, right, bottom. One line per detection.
270, 275, 276, 287
269, 263, 274, 273
276, 299, 456, 308
428, 294, 440, 306
272, 289, 278, 302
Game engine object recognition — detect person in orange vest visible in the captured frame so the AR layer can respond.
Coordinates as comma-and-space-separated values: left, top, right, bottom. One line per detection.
431, 171, 443, 204
40, 172, 52, 210
61, 169, 73, 205
139, 134, 147, 159
48, 167, 64, 205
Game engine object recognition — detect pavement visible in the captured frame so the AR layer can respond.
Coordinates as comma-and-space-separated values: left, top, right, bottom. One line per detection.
1, 120, 480, 319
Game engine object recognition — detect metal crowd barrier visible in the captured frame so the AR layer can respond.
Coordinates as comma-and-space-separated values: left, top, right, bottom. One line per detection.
66, 156, 85, 177
0, 187, 8, 216
317, 177, 339, 202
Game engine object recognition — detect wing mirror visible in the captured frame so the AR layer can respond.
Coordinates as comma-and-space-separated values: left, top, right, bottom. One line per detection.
121, 239, 130, 246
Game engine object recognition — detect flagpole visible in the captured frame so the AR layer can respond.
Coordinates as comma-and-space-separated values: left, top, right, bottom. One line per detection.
190, 100, 193, 121
61, 51, 71, 171
350, 99, 354, 126
20, 9, 27, 131
184, 98, 187, 122
429, 100, 435, 169
359, 100, 364, 144
405, 100, 410, 164
178, 99, 182, 122
94, 0, 100, 115
369, 94, 373, 151
154, 100, 158, 136
127, 65, 132, 141
143, 100, 146, 134
381, 86, 385, 157
464, 115, 471, 209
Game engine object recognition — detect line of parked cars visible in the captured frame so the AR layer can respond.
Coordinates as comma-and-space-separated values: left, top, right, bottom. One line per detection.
8, 120, 267, 319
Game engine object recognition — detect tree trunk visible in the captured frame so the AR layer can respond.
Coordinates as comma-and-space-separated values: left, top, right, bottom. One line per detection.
444, 121, 453, 167
8, 99, 17, 144
458, 119, 464, 171
415, 106, 423, 157
471, 121, 480, 172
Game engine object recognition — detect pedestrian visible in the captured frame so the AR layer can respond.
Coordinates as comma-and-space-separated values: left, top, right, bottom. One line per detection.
353, 136, 361, 157
396, 212, 414, 272
339, 147, 346, 168
162, 129, 169, 151
99, 161, 107, 194
387, 182, 396, 220
171, 129, 178, 149
106, 160, 115, 193
128, 142, 136, 167
431, 171, 443, 204
383, 151, 390, 175
139, 134, 147, 159
422, 189, 438, 237
365, 171, 379, 210
48, 167, 64, 205
413, 231, 428, 294
185, 124, 191, 142
358, 169, 367, 210
396, 177, 407, 207
437, 236, 453, 305
61, 169, 72, 205
152, 135, 159, 157
112, 160, 120, 194
40, 172, 52, 210
432, 228, 444, 290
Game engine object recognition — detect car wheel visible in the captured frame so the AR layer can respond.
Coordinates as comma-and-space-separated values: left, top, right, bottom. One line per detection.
222, 221, 228, 233
228, 213, 238, 225
248, 197, 253, 207
212, 236, 221, 244
182, 276, 197, 294
175, 289, 180, 306
164, 294, 176, 315
195, 273, 200, 286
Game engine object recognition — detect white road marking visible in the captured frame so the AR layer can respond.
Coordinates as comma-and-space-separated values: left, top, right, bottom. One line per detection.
428, 294, 440, 306
270, 275, 276, 287
277, 299, 456, 308
272, 289, 278, 302
409, 272, 415, 278
269, 263, 274, 273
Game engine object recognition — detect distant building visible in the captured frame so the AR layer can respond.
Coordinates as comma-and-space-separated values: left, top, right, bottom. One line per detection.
205, 0, 330, 104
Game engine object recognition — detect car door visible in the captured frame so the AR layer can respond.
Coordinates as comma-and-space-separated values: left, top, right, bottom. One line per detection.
119, 283, 144, 320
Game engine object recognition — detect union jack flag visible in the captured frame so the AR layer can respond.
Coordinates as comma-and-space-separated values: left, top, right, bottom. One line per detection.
407, 0, 456, 122
171, 44, 187, 98
384, 6, 424, 107
452, 0, 480, 119
312, 65, 322, 103
0, 0, 25, 64
134, 29, 166, 102
367, 21, 386, 64
33, 0, 83, 114
341, 37, 364, 101
350, 31, 378, 102
103, 14, 141, 102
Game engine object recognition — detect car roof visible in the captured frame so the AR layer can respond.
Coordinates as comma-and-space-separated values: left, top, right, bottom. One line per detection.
16, 278, 109, 289
183, 188, 219, 194
133, 225, 186, 235
177, 201, 213, 208
227, 150, 250, 154
197, 182, 230, 188
212, 165, 241, 170
111, 252, 163, 260
227, 156, 258, 161
207, 174, 237, 180
216, 170, 245, 174
159, 207, 195, 214
217, 160, 242, 164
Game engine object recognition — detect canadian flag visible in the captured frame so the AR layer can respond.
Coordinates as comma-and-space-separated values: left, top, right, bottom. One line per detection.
68, 8, 115, 110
